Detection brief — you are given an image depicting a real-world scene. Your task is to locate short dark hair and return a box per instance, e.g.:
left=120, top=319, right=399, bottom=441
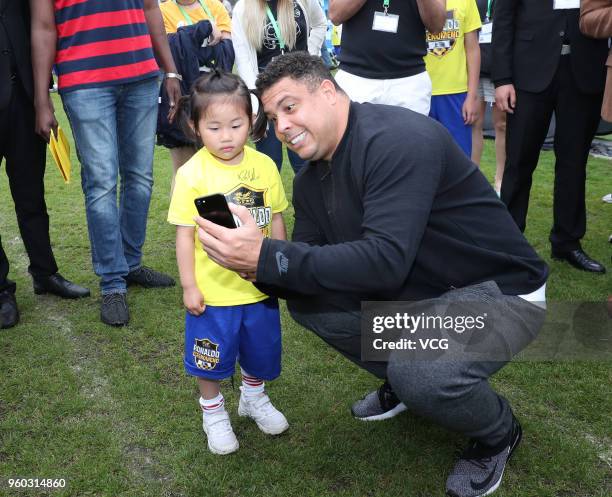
left=255, top=51, right=343, bottom=96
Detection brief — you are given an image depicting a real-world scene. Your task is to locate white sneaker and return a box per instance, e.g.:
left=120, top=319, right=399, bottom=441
left=238, top=387, right=289, bottom=435
left=202, top=409, right=239, bottom=455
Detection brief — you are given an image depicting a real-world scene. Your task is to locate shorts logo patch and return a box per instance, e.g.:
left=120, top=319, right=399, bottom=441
left=193, top=338, right=220, bottom=370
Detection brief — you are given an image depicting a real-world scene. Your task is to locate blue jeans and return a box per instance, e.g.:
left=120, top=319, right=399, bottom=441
left=256, top=121, right=306, bottom=174
left=62, top=77, right=159, bottom=294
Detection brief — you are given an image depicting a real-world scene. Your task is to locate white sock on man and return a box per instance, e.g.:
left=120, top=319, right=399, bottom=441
left=199, top=393, right=225, bottom=415
left=241, top=369, right=265, bottom=397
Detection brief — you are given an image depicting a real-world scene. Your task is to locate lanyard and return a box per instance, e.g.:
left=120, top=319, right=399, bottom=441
left=486, top=0, right=493, bottom=20
left=265, top=5, right=286, bottom=54
left=174, top=0, right=215, bottom=26
left=383, top=0, right=390, bottom=15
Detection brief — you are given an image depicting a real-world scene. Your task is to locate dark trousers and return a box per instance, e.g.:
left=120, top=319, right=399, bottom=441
left=256, top=122, right=306, bottom=175
left=501, top=55, right=602, bottom=251
left=287, top=281, right=546, bottom=446
left=0, top=80, right=57, bottom=293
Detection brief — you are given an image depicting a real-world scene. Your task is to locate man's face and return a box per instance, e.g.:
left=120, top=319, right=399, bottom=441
left=261, top=77, right=339, bottom=162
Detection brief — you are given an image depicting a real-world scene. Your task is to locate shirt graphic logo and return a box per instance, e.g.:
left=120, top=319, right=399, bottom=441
left=225, top=184, right=272, bottom=235
left=427, top=10, right=460, bottom=57
left=275, top=251, right=289, bottom=275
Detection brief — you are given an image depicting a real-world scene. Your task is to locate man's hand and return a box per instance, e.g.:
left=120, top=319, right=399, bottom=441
left=495, top=84, right=516, bottom=114
left=462, top=93, right=480, bottom=125
left=183, top=285, right=205, bottom=315
left=195, top=203, right=263, bottom=273
left=165, top=77, right=182, bottom=123
left=34, top=99, right=58, bottom=143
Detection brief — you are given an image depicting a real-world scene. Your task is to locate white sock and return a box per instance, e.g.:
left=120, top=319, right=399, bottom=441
left=199, top=393, right=225, bottom=415
left=241, top=369, right=264, bottom=397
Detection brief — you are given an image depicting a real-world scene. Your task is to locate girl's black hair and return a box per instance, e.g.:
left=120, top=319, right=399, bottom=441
left=175, top=70, right=267, bottom=146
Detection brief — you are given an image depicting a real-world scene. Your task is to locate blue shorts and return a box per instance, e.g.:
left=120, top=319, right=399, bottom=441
left=429, top=92, right=472, bottom=158
left=184, top=298, right=281, bottom=381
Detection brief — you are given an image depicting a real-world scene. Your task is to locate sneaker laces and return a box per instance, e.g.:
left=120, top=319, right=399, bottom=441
left=378, top=380, right=400, bottom=410
left=458, top=440, right=499, bottom=469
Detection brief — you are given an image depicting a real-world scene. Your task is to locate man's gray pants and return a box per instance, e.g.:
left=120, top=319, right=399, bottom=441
left=287, top=281, right=546, bottom=447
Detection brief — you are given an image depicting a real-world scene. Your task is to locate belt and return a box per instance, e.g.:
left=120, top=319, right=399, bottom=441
left=561, top=44, right=571, bottom=56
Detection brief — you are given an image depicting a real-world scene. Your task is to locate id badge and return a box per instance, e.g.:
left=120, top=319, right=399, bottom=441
left=372, top=11, right=399, bottom=33
left=553, top=0, right=579, bottom=9
left=479, top=21, right=492, bottom=44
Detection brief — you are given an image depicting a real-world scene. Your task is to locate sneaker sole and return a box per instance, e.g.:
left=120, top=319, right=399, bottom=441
left=238, top=407, right=289, bottom=435
left=352, top=402, right=408, bottom=422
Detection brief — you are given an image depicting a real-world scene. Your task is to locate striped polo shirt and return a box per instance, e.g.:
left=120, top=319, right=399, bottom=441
left=55, top=0, right=160, bottom=93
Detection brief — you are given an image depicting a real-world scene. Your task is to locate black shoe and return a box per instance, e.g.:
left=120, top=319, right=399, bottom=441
left=125, top=266, right=175, bottom=288
left=351, top=380, right=407, bottom=421
left=446, top=416, right=522, bottom=497
left=551, top=249, right=606, bottom=273
left=100, top=292, right=129, bottom=326
left=0, top=290, right=19, bottom=329
left=33, top=273, right=91, bottom=299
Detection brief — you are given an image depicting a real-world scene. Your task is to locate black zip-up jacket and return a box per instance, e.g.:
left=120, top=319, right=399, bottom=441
left=256, top=102, right=548, bottom=301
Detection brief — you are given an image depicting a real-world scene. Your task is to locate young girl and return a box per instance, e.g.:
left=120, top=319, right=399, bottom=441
left=167, top=71, right=289, bottom=455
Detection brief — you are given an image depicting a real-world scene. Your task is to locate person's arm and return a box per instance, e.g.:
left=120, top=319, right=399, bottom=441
left=231, top=1, right=258, bottom=89
left=416, top=0, right=446, bottom=34
left=580, top=0, right=612, bottom=39
left=462, top=30, right=481, bottom=124
left=491, top=0, right=516, bottom=113
left=328, top=0, right=367, bottom=25
left=30, top=0, right=57, bottom=142
left=143, top=0, right=181, bottom=117
left=306, top=0, right=328, bottom=56
left=271, top=213, right=287, bottom=241
left=196, top=123, right=446, bottom=296
left=176, top=226, right=206, bottom=315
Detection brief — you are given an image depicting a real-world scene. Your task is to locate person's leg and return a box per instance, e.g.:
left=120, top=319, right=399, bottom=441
left=62, top=86, right=127, bottom=295
left=384, top=71, right=432, bottom=115
left=287, top=147, right=306, bottom=175
left=550, top=57, right=603, bottom=254
left=185, top=306, right=241, bottom=454
left=4, top=84, right=57, bottom=280
left=471, top=99, right=487, bottom=166
left=429, top=93, right=473, bottom=157
left=170, top=145, right=197, bottom=196
left=287, top=295, right=387, bottom=379
left=386, top=282, right=545, bottom=496
left=116, top=78, right=158, bottom=272
left=492, top=104, right=507, bottom=194
left=256, top=124, right=284, bottom=171
left=237, top=299, right=288, bottom=434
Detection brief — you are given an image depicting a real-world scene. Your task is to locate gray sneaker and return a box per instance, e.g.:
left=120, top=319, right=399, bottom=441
left=125, top=266, right=175, bottom=288
left=100, top=292, right=129, bottom=326
left=446, top=416, right=522, bottom=497
left=351, top=380, right=407, bottom=421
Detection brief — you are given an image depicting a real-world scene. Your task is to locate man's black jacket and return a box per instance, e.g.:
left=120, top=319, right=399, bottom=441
left=256, top=102, right=548, bottom=301
left=491, top=0, right=607, bottom=93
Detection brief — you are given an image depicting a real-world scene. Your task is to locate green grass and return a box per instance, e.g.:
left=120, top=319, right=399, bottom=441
left=0, top=95, right=610, bottom=497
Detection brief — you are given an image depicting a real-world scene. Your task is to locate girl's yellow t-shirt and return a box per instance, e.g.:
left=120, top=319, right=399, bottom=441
left=160, top=0, right=232, bottom=33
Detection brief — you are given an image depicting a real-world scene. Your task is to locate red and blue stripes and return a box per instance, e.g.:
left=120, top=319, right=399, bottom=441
left=55, top=0, right=159, bottom=92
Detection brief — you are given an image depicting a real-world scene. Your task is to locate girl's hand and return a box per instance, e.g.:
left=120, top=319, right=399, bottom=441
left=462, top=93, right=480, bottom=125
left=208, top=26, right=222, bottom=46
left=183, top=286, right=206, bottom=315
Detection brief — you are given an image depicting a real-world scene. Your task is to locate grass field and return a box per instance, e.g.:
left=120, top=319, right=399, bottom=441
left=0, top=94, right=610, bottom=497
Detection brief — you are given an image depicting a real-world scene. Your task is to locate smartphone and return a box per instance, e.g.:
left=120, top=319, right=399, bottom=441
left=194, top=193, right=237, bottom=229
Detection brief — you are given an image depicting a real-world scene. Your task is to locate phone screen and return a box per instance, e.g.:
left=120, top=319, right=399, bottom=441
left=194, top=194, right=237, bottom=229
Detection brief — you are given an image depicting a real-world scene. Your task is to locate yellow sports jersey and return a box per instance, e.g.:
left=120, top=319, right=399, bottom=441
left=424, top=0, right=481, bottom=96
left=167, top=146, right=288, bottom=306
left=160, top=0, right=232, bottom=34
